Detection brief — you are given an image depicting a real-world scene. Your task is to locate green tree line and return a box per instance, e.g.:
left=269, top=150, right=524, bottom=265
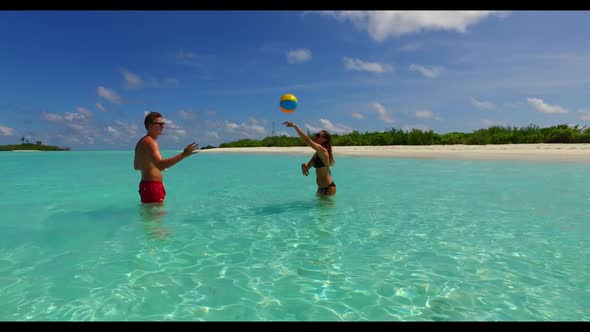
left=219, top=124, right=590, bottom=147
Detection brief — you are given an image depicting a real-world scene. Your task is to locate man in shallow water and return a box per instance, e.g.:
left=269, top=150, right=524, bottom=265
left=134, top=111, right=199, bottom=204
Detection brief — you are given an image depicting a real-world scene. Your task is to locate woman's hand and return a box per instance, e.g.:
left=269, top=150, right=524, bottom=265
left=301, top=163, right=310, bottom=176
left=283, top=121, right=296, bottom=128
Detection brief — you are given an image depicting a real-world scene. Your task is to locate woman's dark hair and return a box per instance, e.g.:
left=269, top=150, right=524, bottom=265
left=144, top=112, right=163, bottom=130
left=319, top=130, right=335, bottom=166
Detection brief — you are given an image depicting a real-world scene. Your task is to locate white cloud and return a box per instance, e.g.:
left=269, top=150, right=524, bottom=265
left=225, top=121, right=239, bottom=130
left=343, top=57, right=393, bottom=74
left=113, top=120, right=139, bottom=137
left=41, top=109, right=102, bottom=143
left=0, top=125, right=15, bottom=136
left=287, top=48, right=312, bottom=64
left=471, top=98, right=495, bottom=111
left=214, top=118, right=268, bottom=139
left=54, top=133, right=95, bottom=145
left=64, top=112, right=86, bottom=122
left=122, top=69, right=143, bottom=88
left=409, top=64, right=442, bottom=78
left=351, top=112, right=364, bottom=119
left=371, top=102, right=395, bottom=123
left=121, top=68, right=178, bottom=89
left=35, top=110, right=141, bottom=147
left=76, top=107, right=93, bottom=117
left=42, top=112, right=64, bottom=123
left=527, top=97, right=568, bottom=114
left=172, top=50, right=216, bottom=68
left=242, top=123, right=266, bottom=134
left=40, top=108, right=143, bottom=147
left=317, top=11, right=507, bottom=42
left=481, top=119, right=495, bottom=127
left=105, top=126, right=118, bottom=135
left=247, top=116, right=264, bottom=125
left=304, top=118, right=353, bottom=135
left=415, top=110, right=432, bottom=119
left=56, top=134, right=83, bottom=145
left=160, top=117, right=187, bottom=142
left=577, top=109, right=590, bottom=121
left=179, top=110, right=196, bottom=120
left=174, top=129, right=187, bottom=137
left=96, top=102, right=108, bottom=112
left=415, top=110, right=441, bottom=120
left=242, top=118, right=267, bottom=135
left=396, top=42, right=421, bottom=52
left=206, top=131, right=220, bottom=139
left=42, top=110, right=90, bottom=123
left=102, top=121, right=139, bottom=144
left=66, top=123, right=87, bottom=132
left=97, top=86, right=122, bottom=104
left=402, top=124, right=431, bottom=132
left=479, top=119, right=509, bottom=128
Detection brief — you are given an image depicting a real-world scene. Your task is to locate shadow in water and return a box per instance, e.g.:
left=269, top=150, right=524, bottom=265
left=253, top=195, right=336, bottom=217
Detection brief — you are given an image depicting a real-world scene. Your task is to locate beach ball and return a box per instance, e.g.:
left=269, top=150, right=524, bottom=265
left=279, top=94, right=298, bottom=113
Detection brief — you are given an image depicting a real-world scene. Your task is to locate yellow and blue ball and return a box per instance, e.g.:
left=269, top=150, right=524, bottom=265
left=279, top=94, right=298, bottom=113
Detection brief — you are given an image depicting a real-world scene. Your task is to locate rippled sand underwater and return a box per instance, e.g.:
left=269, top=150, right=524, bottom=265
left=1, top=151, right=588, bottom=321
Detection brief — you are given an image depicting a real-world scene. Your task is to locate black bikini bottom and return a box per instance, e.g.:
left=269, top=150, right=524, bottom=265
left=317, top=181, right=336, bottom=195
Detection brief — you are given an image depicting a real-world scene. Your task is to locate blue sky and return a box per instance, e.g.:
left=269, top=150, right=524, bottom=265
left=1, top=11, right=590, bottom=150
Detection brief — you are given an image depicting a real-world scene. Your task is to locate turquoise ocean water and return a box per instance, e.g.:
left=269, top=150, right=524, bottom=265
left=0, top=150, right=588, bottom=321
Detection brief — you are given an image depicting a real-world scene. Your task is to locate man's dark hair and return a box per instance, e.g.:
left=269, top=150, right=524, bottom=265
left=144, top=112, right=163, bottom=130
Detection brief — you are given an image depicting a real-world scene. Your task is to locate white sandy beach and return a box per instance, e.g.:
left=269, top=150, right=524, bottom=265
left=200, top=144, right=590, bottom=163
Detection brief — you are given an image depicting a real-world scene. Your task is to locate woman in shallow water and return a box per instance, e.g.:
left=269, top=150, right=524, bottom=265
left=283, top=121, right=336, bottom=196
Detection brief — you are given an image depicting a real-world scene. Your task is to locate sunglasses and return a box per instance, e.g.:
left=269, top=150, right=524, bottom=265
left=152, top=122, right=166, bottom=127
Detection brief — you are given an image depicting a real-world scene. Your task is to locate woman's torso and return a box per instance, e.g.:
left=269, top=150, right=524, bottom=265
left=312, top=153, right=333, bottom=187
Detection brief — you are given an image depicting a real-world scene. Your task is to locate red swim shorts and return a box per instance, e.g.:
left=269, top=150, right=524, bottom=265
left=139, top=181, right=166, bottom=203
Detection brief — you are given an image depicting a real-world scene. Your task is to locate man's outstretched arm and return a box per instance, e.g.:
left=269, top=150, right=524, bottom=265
left=149, top=141, right=198, bottom=171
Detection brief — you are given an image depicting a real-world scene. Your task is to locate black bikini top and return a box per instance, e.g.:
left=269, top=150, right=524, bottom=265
left=312, top=153, right=327, bottom=168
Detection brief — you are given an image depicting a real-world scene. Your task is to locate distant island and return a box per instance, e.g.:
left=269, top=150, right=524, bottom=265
left=0, top=138, right=70, bottom=151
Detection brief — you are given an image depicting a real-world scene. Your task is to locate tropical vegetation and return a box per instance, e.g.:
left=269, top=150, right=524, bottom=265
left=219, top=124, right=590, bottom=147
